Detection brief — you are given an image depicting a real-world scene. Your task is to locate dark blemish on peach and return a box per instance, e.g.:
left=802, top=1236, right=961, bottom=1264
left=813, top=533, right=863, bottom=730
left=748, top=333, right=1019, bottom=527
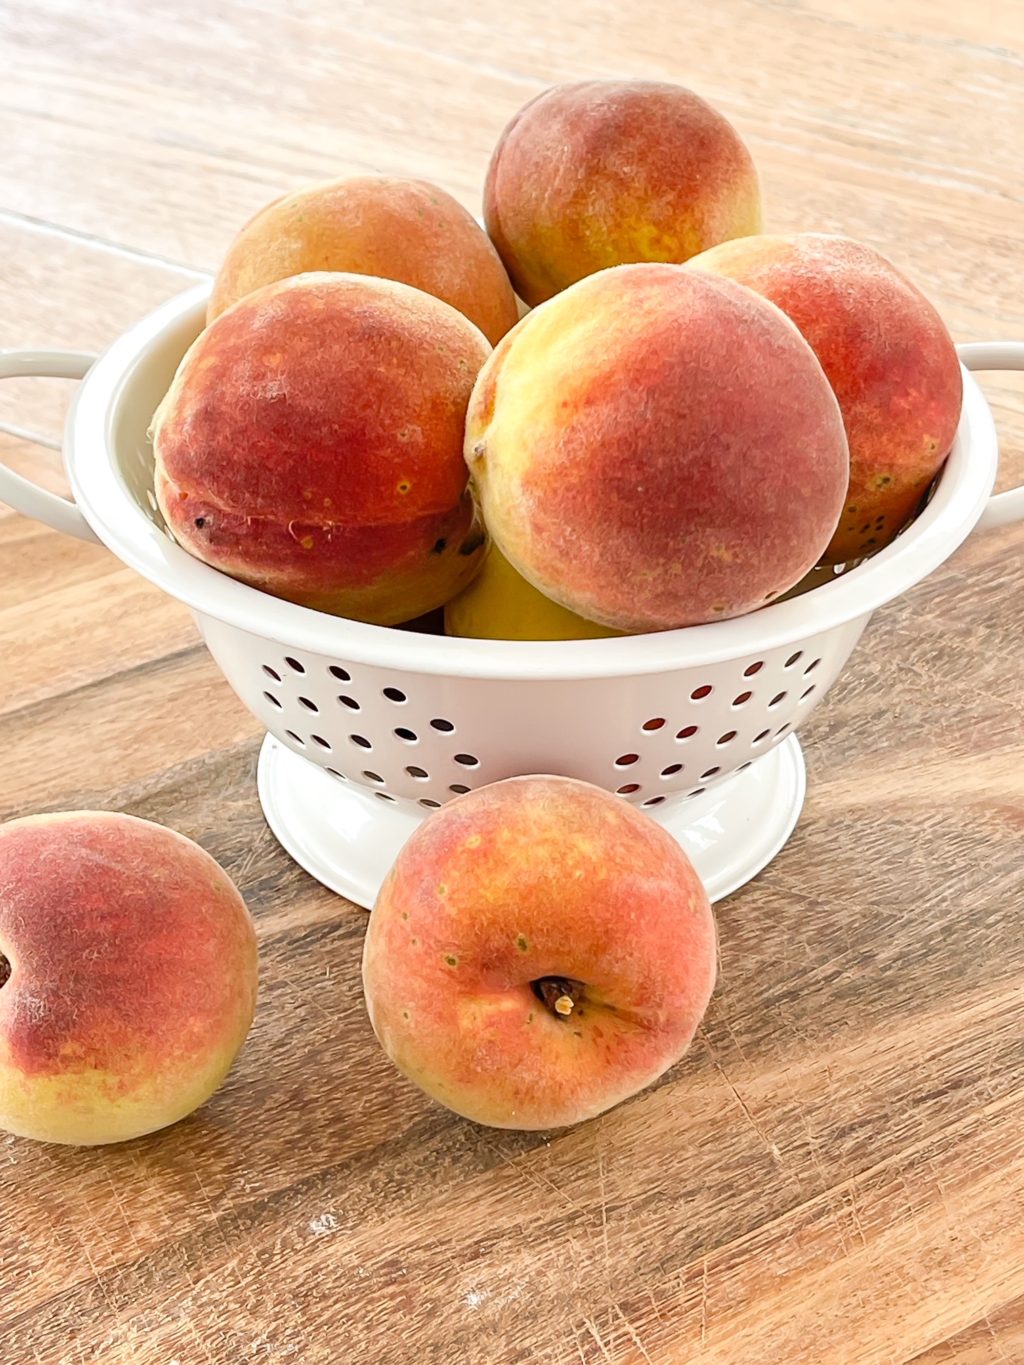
left=0, top=952, right=10, bottom=990
left=459, top=527, right=486, bottom=556
left=397, top=480, right=412, bottom=495
left=194, top=517, right=207, bottom=529
left=516, top=934, right=528, bottom=952
left=431, top=538, right=447, bottom=555
left=444, top=954, right=458, bottom=967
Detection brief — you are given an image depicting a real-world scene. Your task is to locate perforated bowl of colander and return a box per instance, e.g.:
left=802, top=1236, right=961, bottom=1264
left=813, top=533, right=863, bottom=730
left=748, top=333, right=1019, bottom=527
left=2, top=283, right=1022, bottom=906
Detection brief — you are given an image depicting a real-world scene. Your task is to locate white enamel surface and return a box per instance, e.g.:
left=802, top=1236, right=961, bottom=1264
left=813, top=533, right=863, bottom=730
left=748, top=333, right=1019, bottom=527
left=0, top=350, right=100, bottom=542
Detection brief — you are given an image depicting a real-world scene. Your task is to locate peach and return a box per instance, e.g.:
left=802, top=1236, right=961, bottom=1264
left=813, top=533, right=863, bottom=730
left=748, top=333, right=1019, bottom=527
left=362, top=776, right=716, bottom=1129
left=484, top=80, right=762, bottom=307
left=0, top=812, right=257, bottom=1146
left=153, top=273, right=490, bottom=625
left=209, top=175, right=520, bottom=346
left=688, top=233, right=963, bottom=563
left=466, top=264, right=849, bottom=632
left=445, top=542, right=623, bottom=641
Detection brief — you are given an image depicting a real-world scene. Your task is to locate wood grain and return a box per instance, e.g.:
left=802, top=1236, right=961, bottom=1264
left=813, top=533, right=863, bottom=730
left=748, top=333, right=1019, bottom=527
left=1, top=1, right=1022, bottom=1361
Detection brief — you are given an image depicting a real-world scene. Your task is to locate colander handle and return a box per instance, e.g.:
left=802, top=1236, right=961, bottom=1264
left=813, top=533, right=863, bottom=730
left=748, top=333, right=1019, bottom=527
left=959, top=341, right=1024, bottom=532
left=0, top=349, right=101, bottom=543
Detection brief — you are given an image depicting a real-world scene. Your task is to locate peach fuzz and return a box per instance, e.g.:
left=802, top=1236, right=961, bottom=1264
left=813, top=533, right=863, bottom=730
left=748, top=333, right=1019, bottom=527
left=362, top=776, right=716, bottom=1130
left=209, top=175, right=520, bottom=346
left=484, top=80, right=763, bottom=307
left=688, top=233, right=963, bottom=563
left=0, top=812, right=257, bottom=1146
left=466, top=264, right=849, bottom=633
left=153, top=273, right=490, bottom=625
left=445, top=542, right=623, bottom=641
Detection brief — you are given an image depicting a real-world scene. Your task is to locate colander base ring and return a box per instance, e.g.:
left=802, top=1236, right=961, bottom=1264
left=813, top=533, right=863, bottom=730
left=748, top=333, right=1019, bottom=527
left=256, top=733, right=806, bottom=909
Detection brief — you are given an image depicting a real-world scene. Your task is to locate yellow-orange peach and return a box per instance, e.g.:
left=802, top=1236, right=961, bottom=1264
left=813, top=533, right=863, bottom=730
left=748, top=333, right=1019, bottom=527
left=484, top=80, right=763, bottom=306
left=362, top=776, right=716, bottom=1130
left=466, top=264, right=848, bottom=632
left=0, top=812, right=257, bottom=1146
left=209, top=175, right=520, bottom=346
left=688, top=233, right=963, bottom=563
left=153, top=273, right=490, bottom=625
left=445, top=542, right=623, bottom=641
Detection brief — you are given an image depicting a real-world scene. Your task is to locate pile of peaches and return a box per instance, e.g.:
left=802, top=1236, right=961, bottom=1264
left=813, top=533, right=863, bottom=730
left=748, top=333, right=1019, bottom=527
left=0, top=80, right=965, bottom=1147
left=152, top=78, right=963, bottom=640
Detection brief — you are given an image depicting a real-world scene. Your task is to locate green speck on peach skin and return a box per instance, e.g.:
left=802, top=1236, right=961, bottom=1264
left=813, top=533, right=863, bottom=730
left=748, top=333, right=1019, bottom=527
left=516, top=934, right=528, bottom=952
left=444, top=954, right=458, bottom=967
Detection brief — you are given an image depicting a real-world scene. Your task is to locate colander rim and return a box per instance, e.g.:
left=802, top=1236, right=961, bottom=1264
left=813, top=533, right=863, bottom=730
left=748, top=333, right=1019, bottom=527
left=66, top=281, right=998, bottom=682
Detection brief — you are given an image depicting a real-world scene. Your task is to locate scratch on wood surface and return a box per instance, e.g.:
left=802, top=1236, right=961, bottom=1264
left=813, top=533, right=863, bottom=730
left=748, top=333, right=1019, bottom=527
left=699, top=1255, right=709, bottom=1346
left=104, top=1172, right=142, bottom=1256
left=699, top=1028, right=783, bottom=1163
left=582, top=1316, right=615, bottom=1363
left=71, top=1229, right=119, bottom=1320
left=612, top=1304, right=654, bottom=1363
left=597, top=1143, right=612, bottom=1292
left=492, top=1142, right=584, bottom=1214
left=846, top=1184, right=870, bottom=1252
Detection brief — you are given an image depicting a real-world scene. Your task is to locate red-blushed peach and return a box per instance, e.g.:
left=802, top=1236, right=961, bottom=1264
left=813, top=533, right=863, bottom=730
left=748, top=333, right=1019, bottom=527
left=153, top=273, right=490, bottom=624
left=484, top=80, right=763, bottom=306
left=362, top=776, right=716, bottom=1130
left=208, top=175, right=520, bottom=346
left=0, top=811, right=257, bottom=1146
left=466, top=264, right=848, bottom=632
left=688, top=233, right=963, bottom=563
left=445, top=542, right=623, bottom=641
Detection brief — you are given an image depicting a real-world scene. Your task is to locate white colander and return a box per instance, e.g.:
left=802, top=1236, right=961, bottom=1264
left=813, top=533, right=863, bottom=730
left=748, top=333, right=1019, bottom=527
left=2, top=283, right=1022, bottom=907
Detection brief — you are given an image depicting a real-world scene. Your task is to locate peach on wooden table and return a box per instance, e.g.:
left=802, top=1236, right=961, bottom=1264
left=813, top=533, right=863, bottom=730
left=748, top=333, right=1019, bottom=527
left=0, top=811, right=257, bottom=1146
left=362, top=776, right=717, bottom=1130
left=153, top=272, right=490, bottom=625
left=208, top=175, right=520, bottom=346
left=688, top=232, right=963, bottom=563
left=484, top=80, right=763, bottom=306
left=466, top=263, right=848, bottom=632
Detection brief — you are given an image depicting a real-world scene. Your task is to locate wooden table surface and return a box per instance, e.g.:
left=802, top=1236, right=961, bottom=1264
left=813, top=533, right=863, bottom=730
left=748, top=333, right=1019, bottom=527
left=2, top=2, right=1023, bottom=1361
